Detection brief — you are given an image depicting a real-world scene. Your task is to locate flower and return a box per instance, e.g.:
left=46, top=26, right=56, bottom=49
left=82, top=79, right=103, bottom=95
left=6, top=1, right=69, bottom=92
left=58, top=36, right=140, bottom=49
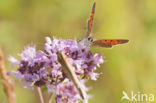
left=8, top=37, right=104, bottom=103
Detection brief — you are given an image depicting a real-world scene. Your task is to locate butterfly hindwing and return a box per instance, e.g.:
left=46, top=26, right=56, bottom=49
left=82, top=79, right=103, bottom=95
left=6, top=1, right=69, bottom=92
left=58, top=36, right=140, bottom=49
left=92, top=39, right=129, bottom=48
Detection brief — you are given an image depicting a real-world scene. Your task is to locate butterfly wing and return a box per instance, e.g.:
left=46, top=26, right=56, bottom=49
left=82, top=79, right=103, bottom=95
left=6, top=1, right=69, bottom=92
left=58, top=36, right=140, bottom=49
left=86, top=2, right=96, bottom=37
left=92, top=39, right=129, bottom=48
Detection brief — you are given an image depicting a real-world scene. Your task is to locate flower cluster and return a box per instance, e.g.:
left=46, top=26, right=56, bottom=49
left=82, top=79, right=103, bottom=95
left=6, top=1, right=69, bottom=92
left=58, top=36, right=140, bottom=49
left=8, top=37, right=104, bottom=103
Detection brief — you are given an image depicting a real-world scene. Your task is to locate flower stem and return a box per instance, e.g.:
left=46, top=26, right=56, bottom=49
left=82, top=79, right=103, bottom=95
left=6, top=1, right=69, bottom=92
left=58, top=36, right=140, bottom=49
left=47, top=93, right=53, bottom=103
left=37, top=87, right=45, bottom=103
left=0, top=47, right=16, bottom=103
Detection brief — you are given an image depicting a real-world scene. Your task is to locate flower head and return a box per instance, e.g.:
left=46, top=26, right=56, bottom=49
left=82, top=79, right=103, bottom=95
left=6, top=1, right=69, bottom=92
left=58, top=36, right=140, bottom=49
left=8, top=37, right=104, bottom=103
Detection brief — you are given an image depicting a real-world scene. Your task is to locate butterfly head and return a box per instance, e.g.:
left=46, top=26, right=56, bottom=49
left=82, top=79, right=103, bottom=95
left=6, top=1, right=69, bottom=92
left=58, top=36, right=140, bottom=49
left=87, top=36, right=94, bottom=42
left=79, top=35, right=94, bottom=47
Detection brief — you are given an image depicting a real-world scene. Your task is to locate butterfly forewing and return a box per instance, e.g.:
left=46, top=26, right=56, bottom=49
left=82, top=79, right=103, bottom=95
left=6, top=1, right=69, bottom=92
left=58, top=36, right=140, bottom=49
left=92, top=39, right=129, bottom=48
left=86, top=2, right=96, bottom=37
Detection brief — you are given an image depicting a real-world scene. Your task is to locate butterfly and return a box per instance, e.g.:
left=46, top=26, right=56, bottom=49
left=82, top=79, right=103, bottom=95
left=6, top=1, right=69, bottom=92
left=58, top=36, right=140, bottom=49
left=79, top=2, right=129, bottom=48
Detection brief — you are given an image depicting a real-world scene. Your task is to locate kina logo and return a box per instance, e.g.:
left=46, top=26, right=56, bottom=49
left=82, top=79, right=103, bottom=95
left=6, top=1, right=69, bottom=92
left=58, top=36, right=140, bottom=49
left=121, top=91, right=154, bottom=102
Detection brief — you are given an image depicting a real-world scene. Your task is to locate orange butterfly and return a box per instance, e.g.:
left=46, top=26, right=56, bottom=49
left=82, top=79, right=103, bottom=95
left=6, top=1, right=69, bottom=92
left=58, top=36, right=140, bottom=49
left=79, top=2, right=129, bottom=48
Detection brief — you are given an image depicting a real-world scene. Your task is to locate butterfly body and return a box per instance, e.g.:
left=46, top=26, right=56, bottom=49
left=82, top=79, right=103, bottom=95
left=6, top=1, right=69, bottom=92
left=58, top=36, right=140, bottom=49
left=79, top=35, right=94, bottom=47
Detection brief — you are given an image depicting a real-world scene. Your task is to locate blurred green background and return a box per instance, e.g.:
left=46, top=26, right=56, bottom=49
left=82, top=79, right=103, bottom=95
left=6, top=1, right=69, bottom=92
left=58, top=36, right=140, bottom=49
left=0, top=0, right=156, bottom=103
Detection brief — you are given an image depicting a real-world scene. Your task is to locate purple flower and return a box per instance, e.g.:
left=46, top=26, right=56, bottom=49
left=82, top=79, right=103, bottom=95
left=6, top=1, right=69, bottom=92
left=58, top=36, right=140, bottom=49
left=19, top=46, right=36, bottom=61
left=8, top=56, right=20, bottom=68
left=8, top=37, right=104, bottom=103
